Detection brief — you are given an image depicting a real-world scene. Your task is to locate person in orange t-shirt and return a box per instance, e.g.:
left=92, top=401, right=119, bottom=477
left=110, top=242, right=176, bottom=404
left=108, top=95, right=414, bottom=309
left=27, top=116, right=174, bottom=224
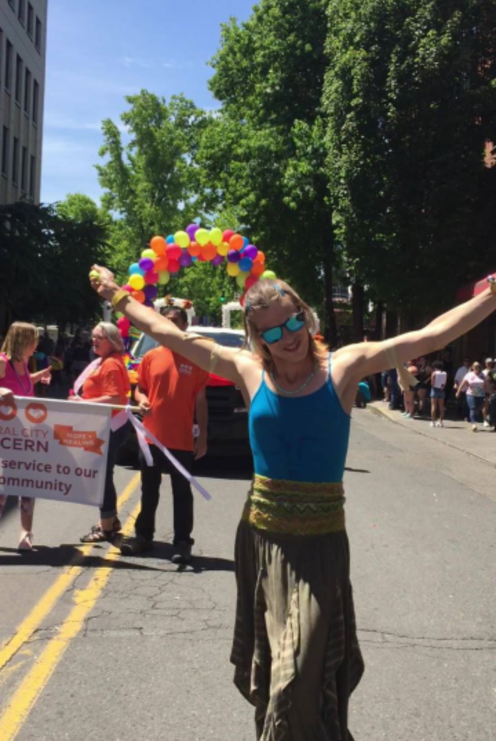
left=75, top=322, right=131, bottom=544
left=120, top=307, right=208, bottom=563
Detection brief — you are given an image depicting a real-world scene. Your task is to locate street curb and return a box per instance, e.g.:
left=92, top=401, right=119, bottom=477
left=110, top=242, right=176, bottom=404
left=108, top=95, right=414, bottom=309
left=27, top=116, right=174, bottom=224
left=367, top=404, right=496, bottom=469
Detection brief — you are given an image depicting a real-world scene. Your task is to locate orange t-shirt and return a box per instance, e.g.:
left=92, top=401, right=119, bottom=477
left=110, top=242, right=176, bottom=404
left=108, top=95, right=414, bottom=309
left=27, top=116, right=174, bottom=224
left=82, top=354, right=131, bottom=416
left=138, top=347, right=209, bottom=451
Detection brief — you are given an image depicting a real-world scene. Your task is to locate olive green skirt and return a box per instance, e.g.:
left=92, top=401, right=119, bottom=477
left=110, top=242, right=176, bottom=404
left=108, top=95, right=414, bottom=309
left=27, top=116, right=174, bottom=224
left=231, top=477, right=364, bottom=740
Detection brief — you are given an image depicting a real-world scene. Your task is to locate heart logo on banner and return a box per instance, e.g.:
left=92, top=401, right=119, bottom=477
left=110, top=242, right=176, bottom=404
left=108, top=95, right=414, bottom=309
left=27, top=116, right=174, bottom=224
left=25, top=403, right=48, bottom=425
left=0, top=400, right=17, bottom=422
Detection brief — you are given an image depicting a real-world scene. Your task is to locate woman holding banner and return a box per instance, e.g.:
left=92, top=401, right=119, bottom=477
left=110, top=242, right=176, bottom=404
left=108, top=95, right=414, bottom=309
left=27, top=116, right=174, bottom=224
left=0, top=322, right=51, bottom=551
left=74, top=322, right=131, bottom=544
left=90, top=265, right=496, bottom=741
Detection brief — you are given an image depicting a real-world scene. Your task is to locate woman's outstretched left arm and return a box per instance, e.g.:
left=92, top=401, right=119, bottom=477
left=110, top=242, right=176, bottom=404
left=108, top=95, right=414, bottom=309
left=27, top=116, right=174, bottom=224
left=335, top=282, right=496, bottom=379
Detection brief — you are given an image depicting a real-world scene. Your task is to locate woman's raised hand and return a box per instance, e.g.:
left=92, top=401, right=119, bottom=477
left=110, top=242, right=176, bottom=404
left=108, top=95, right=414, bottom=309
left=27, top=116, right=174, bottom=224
left=89, top=265, right=119, bottom=300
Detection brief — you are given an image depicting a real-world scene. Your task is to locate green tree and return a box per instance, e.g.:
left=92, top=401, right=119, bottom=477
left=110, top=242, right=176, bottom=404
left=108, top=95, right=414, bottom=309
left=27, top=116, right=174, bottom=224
left=324, top=0, right=496, bottom=324
left=199, top=0, right=342, bottom=343
left=96, top=91, right=208, bottom=248
left=0, top=203, right=108, bottom=332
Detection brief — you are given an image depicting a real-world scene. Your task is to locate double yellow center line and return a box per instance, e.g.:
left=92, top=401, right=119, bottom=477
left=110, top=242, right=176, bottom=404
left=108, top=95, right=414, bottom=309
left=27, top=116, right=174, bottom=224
left=0, top=473, right=140, bottom=741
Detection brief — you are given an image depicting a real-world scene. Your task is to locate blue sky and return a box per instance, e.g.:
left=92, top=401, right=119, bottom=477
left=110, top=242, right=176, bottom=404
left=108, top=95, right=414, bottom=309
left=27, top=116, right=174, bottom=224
left=41, top=0, right=255, bottom=205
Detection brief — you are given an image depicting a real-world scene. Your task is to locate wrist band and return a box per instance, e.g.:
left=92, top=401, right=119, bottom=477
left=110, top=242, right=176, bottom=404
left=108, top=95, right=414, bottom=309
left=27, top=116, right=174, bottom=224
left=111, top=289, right=130, bottom=309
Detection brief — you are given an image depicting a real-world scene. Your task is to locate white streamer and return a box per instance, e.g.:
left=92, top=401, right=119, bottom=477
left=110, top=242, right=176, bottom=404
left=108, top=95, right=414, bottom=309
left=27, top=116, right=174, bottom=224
left=125, top=408, right=212, bottom=502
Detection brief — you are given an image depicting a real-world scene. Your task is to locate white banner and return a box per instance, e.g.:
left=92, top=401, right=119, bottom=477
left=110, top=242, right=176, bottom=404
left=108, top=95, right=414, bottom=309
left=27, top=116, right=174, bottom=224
left=0, top=396, right=111, bottom=507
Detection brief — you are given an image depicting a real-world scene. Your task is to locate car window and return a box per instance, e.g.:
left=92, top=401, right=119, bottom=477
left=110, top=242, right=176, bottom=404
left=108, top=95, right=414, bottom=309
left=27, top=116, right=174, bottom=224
left=133, top=329, right=244, bottom=358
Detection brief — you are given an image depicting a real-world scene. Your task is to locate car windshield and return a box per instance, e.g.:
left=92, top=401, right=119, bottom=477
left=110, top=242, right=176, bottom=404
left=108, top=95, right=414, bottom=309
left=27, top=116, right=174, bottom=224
left=133, top=330, right=244, bottom=358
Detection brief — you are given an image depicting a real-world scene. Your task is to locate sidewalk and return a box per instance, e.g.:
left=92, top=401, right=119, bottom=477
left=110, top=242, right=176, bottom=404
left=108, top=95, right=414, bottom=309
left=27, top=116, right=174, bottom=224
left=368, top=401, right=496, bottom=468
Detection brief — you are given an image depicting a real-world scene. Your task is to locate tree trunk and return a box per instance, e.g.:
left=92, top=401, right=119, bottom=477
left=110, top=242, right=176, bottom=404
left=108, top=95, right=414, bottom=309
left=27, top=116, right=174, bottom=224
left=322, top=236, right=337, bottom=348
left=351, top=283, right=365, bottom=342
left=373, top=301, right=384, bottom=340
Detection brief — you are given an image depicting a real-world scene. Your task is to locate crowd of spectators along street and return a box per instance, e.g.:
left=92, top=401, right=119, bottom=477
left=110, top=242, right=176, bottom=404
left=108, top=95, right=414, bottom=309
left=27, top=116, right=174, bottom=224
left=376, top=352, right=496, bottom=432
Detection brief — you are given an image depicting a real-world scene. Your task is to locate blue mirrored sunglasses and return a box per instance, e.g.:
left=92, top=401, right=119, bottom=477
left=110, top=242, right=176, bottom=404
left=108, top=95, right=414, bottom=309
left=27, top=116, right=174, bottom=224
left=260, top=310, right=306, bottom=345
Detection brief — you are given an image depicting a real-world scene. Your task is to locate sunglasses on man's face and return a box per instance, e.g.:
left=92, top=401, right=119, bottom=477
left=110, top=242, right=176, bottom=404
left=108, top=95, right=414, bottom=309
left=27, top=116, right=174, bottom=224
left=259, top=310, right=306, bottom=345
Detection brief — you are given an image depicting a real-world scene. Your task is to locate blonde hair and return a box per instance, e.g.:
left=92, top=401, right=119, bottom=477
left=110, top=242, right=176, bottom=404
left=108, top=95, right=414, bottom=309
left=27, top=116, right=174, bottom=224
left=243, top=279, right=327, bottom=372
left=94, top=322, right=125, bottom=354
left=1, top=322, right=38, bottom=361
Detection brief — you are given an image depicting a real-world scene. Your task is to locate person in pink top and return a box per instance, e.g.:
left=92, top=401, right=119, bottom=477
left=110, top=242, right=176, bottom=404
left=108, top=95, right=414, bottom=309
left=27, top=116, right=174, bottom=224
left=0, top=322, right=51, bottom=550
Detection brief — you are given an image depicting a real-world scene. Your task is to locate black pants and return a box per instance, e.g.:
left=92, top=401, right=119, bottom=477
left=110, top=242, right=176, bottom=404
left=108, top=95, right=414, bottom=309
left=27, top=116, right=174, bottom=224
left=101, top=422, right=131, bottom=519
left=136, top=445, right=194, bottom=545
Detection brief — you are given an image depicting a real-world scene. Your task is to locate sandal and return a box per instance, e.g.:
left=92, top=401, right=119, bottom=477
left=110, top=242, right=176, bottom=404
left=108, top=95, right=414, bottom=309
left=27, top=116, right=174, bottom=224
left=80, top=518, right=122, bottom=544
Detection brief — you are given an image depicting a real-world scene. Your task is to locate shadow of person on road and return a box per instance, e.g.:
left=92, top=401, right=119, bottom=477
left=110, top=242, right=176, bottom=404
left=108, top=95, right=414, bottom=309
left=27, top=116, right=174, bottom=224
left=0, top=545, right=176, bottom=573
left=124, top=539, right=235, bottom=573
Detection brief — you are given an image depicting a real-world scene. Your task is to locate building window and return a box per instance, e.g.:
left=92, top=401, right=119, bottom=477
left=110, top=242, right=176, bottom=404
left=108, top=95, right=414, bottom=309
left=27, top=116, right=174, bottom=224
left=18, top=0, right=25, bottom=25
left=21, top=146, right=28, bottom=191
left=29, top=154, right=35, bottom=197
left=27, top=3, right=34, bottom=37
left=33, top=79, right=39, bottom=124
left=12, top=136, right=19, bottom=184
left=5, top=41, right=13, bottom=92
left=1, top=127, right=9, bottom=177
left=24, top=67, right=31, bottom=115
left=15, top=54, right=23, bottom=104
left=35, top=17, right=42, bottom=52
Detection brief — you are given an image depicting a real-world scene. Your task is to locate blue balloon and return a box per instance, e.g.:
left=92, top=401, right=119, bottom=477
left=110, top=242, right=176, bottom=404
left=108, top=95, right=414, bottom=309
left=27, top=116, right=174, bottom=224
left=243, top=237, right=249, bottom=248
left=129, top=262, right=145, bottom=276
left=191, top=256, right=198, bottom=262
left=239, top=257, right=253, bottom=272
left=166, top=235, right=175, bottom=244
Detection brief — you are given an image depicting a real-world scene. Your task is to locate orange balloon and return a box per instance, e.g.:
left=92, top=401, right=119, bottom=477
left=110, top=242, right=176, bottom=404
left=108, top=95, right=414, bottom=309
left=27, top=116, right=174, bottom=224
left=150, top=236, right=167, bottom=256
left=154, top=256, right=169, bottom=272
left=253, top=250, right=265, bottom=265
left=229, top=234, right=244, bottom=251
left=251, top=261, right=266, bottom=277
left=188, top=241, right=201, bottom=257
left=201, top=242, right=217, bottom=261
left=132, top=290, right=146, bottom=303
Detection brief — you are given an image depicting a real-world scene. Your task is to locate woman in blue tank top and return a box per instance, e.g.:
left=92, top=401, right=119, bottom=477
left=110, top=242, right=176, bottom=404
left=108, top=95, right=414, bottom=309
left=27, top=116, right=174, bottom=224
left=92, top=265, right=496, bottom=741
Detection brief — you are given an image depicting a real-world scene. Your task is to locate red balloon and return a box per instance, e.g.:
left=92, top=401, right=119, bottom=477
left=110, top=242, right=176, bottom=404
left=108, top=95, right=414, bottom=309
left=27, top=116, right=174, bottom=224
left=168, top=259, right=180, bottom=273
left=239, top=292, right=246, bottom=307
left=166, top=244, right=182, bottom=261
left=222, top=229, right=235, bottom=243
left=144, top=271, right=159, bottom=285
left=245, top=276, right=257, bottom=290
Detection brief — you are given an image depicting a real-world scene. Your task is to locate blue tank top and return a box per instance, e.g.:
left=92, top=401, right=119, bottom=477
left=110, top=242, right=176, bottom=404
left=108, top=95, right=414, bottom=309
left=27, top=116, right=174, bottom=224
left=249, top=355, right=351, bottom=483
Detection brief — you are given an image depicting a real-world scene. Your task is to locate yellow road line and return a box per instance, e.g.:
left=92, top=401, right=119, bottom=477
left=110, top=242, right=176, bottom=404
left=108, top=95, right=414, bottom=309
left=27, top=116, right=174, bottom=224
left=0, top=501, right=141, bottom=741
left=0, top=473, right=140, bottom=673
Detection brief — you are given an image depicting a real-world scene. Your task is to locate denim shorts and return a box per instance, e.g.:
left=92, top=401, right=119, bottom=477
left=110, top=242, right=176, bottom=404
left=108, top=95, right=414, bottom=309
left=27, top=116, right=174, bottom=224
left=430, top=388, right=445, bottom=400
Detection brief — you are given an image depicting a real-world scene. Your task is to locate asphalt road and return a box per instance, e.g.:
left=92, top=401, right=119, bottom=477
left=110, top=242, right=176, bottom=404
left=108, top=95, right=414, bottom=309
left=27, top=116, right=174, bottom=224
left=0, top=409, right=494, bottom=741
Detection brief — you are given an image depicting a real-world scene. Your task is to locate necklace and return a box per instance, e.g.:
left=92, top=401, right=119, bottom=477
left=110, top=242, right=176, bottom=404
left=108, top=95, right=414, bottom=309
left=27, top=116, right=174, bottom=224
left=270, top=361, right=319, bottom=396
left=10, top=359, right=33, bottom=395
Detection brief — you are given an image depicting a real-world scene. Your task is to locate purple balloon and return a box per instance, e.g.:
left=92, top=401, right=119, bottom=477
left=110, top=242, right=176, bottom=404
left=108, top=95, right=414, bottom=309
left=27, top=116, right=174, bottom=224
left=243, top=245, right=258, bottom=260
left=144, top=299, right=155, bottom=308
left=227, top=249, right=241, bottom=263
left=179, top=251, right=193, bottom=268
left=144, top=285, right=158, bottom=300
left=139, top=257, right=154, bottom=272
left=211, top=255, right=225, bottom=267
left=186, top=223, right=199, bottom=240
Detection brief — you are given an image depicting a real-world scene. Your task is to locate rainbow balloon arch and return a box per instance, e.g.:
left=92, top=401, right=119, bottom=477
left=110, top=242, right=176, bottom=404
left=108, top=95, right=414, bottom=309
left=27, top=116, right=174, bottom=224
left=122, top=224, right=276, bottom=309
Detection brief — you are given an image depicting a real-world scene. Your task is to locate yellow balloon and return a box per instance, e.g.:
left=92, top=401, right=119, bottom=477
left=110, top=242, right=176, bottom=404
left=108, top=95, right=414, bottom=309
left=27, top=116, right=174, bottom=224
left=174, top=231, right=190, bottom=248
left=195, top=228, right=210, bottom=246
left=209, top=227, right=223, bottom=246
left=217, top=241, right=229, bottom=256
left=89, top=270, right=100, bottom=282
left=129, top=274, right=145, bottom=290
left=142, top=249, right=156, bottom=260
left=158, top=271, right=170, bottom=285
left=227, top=262, right=240, bottom=277
left=236, top=271, right=249, bottom=288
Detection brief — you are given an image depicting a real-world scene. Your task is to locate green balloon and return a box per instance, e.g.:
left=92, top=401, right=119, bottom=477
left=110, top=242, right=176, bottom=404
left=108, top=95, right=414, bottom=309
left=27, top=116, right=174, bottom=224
left=261, top=270, right=277, bottom=280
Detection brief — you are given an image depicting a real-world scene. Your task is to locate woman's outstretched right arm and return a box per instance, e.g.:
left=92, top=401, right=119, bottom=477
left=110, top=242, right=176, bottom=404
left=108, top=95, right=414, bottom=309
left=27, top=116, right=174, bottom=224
left=90, top=265, right=247, bottom=384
